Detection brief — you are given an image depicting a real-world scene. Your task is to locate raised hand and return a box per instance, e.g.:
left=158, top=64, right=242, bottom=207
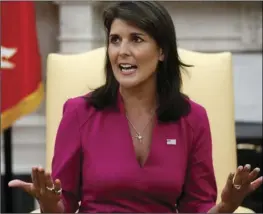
left=220, top=164, right=262, bottom=211
left=8, top=166, right=63, bottom=212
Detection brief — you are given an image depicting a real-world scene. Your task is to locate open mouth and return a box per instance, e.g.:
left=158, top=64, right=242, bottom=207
left=119, top=63, right=138, bottom=74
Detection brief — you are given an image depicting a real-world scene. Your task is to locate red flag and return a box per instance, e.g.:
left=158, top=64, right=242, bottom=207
left=1, top=2, right=44, bottom=132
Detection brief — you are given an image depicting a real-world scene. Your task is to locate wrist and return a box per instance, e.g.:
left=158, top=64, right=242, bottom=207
left=38, top=199, right=63, bottom=213
left=218, top=201, right=238, bottom=213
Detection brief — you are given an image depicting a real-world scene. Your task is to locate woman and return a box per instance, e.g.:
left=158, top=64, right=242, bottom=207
left=9, top=1, right=262, bottom=213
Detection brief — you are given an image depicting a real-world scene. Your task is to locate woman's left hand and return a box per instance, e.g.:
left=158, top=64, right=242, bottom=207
left=220, top=164, right=262, bottom=211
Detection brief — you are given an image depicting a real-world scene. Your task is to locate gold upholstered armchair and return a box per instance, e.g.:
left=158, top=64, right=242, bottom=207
left=31, top=47, right=254, bottom=213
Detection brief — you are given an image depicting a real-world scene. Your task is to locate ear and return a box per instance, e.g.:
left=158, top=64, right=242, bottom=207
left=159, top=48, right=164, bottom=62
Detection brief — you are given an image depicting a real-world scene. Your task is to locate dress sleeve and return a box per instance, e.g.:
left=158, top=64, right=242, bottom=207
left=177, top=109, right=217, bottom=213
left=51, top=99, right=82, bottom=213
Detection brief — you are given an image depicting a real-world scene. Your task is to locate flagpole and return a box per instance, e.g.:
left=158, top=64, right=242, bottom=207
left=4, top=127, right=13, bottom=213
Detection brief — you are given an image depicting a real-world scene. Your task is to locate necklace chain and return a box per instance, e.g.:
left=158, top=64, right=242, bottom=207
left=126, top=110, right=155, bottom=143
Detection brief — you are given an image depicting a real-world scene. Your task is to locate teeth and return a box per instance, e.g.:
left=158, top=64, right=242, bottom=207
left=120, top=64, right=133, bottom=69
left=119, top=63, right=137, bottom=73
left=121, top=68, right=135, bottom=73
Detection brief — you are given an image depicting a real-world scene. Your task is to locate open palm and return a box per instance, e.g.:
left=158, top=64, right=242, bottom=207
left=8, top=167, right=62, bottom=211
left=221, top=165, right=262, bottom=210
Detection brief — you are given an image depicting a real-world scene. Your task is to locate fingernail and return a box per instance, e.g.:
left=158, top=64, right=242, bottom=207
left=238, top=165, right=243, bottom=171
left=245, top=164, right=251, bottom=170
left=255, top=168, right=260, bottom=172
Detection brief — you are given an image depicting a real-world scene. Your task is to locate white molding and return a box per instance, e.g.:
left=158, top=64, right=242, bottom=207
left=178, top=39, right=259, bottom=53
left=55, top=1, right=262, bottom=53
left=240, top=3, right=262, bottom=49
left=57, top=35, right=104, bottom=43
left=163, top=1, right=262, bottom=52
left=53, top=1, right=100, bottom=6
left=13, top=113, right=45, bottom=127
left=56, top=1, right=103, bottom=53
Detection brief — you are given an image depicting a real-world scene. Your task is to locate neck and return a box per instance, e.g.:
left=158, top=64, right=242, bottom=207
left=119, top=78, right=157, bottom=115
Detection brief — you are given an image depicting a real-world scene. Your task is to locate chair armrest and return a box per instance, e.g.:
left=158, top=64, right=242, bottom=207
left=30, top=208, right=41, bottom=213
left=30, top=207, right=79, bottom=213
left=234, top=206, right=255, bottom=213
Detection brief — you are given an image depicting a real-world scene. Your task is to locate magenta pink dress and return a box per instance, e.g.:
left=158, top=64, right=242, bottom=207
left=51, top=93, right=217, bottom=213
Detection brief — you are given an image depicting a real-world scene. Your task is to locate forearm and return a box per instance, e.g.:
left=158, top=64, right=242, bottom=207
left=208, top=201, right=237, bottom=213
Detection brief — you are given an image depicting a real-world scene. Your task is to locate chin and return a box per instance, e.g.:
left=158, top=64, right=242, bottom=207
left=117, top=78, right=142, bottom=89
left=119, top=81, right=140, bottom=89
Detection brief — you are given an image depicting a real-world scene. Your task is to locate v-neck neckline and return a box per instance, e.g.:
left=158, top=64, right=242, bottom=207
left=126, top=116, right=157, bottom=169
left=117, top=90, right=158, bottom=169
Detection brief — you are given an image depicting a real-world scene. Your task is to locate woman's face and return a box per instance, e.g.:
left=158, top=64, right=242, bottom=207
left=108, top=19, right=164, bottom=89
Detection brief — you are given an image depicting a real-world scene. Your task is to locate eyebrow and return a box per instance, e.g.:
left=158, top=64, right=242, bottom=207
left=109, top=32, right=146, bottom=38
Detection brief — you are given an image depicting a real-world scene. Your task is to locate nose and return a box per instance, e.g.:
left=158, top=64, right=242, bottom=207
left=119, top=41, right=131, bottom=56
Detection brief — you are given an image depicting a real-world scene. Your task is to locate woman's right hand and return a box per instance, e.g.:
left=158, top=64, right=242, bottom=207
left=8, top=166, right=64, bottom=213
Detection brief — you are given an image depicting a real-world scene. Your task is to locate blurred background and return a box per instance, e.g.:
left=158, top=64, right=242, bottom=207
left=1, top=1, right=262, bottom=213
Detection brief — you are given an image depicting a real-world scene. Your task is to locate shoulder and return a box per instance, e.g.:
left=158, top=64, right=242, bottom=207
left=183, top=98, right=210, bottom=131
left=63, top=96, right=86, bottom=112
left=181, top=99, right=213, bottom=154
left=62, top=93, right=98, bottom=127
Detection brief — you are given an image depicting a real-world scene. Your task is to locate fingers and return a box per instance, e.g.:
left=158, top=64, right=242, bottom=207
left=45, top=172, right=54, bottom=189
left=32, top=167, right=40, bottom=189
left=8, top=179, right=33, bottom=195
left=45, top=173, right=62, bottom=200
left=232, top=164, right=262, bottom=194
left=38, top=167, right=46, bottom=195
left=226, top=172, right=235, bottom=188
left=250, top=176, right=263, bottom=192
left=8, top=179, right=31, bottom=190
left=41, top=170, right=62, bottom=198
left=8, top=179, right=28, bottom=187
left=54, top=179, right=62, bottom=192
left=233, top=165, right=243, bottom=186
left=9, top=166, right=62, bottom=201
left=248, top=167, right=260, bottom=183
left=233, top=165, right=256, bottom=186
left=32, top=167, right=40, bottom=196
left=32, top=166, right=50, bottom=197
left=241, top=164, right=251, bottom=183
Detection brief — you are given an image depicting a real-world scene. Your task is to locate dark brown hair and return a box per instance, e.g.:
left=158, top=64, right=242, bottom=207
left=86, top=1, right=191, bottom=122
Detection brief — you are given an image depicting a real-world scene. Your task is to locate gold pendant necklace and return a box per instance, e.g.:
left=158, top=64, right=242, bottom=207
left=135, top=133, right=143, bottom=143
left=126, top=110, right=155, bottom=143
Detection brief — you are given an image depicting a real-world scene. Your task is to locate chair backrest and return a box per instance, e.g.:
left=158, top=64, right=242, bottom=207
left=46, top=47, right=237, bottom=202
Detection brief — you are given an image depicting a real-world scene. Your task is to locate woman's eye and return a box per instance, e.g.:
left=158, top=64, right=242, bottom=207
left=132, top=36, right=143, bottom=43
left=110, top=36, right=120, bottom=44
